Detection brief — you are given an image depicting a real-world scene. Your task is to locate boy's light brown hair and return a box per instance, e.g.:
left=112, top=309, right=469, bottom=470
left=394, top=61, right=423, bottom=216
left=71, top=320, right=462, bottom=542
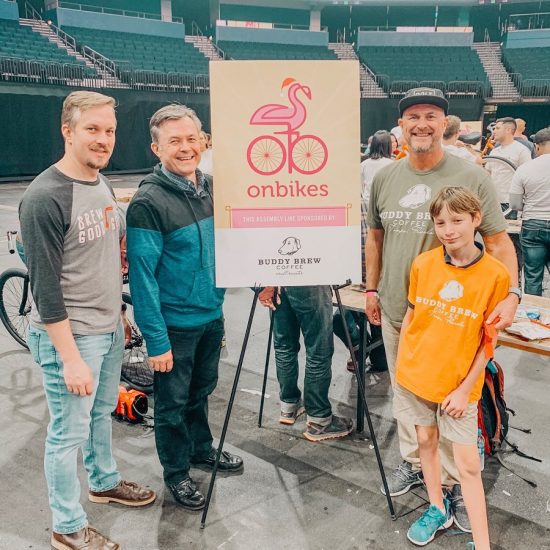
left=61, top=91, right=116, bottom=128
left=429, top=186, right=482, bottom=220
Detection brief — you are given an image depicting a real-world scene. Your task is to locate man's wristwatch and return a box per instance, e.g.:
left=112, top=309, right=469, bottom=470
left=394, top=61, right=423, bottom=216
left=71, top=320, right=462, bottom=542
left=508, top=287, right=522, bottom=303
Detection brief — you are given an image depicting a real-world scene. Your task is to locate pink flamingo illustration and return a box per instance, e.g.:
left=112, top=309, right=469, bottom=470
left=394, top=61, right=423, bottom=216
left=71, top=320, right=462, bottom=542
left=247, top=77, right=328, bottom=176
left=249, top=77, right=310, bottom=132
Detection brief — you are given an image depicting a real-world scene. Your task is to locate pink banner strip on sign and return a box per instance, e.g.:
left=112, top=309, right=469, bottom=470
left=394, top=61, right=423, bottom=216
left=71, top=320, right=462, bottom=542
left=231, top=207, right=347, bottom=228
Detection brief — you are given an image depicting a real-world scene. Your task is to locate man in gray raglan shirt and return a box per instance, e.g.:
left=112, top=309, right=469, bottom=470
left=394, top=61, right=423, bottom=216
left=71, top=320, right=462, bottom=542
left=19, top=91, right=155, bottom=550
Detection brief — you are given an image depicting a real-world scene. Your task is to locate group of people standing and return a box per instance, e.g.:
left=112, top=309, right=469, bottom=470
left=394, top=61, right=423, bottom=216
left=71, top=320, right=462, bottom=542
left=17, top=84, right=548, bottom=550
left=19, top=92, right=240, bottom=550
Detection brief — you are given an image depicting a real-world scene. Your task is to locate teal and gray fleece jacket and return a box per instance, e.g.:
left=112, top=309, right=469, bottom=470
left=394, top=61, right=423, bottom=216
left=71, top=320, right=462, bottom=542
left=126, top=164, right=225, bottom=357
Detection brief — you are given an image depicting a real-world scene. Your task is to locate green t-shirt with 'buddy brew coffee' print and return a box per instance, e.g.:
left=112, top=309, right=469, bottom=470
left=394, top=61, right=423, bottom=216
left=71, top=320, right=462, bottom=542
left=367, top=152, right=507, bottom=328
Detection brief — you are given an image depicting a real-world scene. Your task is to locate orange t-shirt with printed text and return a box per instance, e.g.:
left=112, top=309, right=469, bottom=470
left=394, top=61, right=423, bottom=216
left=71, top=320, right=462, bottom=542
left=396, top=246, right=510, bottom=403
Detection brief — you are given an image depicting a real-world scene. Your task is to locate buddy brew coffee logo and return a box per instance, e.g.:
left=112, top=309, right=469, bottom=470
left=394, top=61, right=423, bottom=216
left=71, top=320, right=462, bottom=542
left=278, top=236, right=301, bottom=255
left=257, top=237, right=321, bottom=276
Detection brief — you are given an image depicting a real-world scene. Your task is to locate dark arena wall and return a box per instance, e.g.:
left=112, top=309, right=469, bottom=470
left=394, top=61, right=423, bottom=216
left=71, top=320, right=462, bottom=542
left=0, top=84, right=210, bottom=178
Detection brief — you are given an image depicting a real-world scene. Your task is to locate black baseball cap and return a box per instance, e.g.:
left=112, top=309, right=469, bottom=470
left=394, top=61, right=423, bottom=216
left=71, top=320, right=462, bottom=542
left=399, top=87, right=449, bottom=117
left=533, top=127, right=550, bottom=144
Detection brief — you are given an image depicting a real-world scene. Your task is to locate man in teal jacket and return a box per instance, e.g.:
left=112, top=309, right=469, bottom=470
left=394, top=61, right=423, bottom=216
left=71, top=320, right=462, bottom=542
left=126, top=105, right=243, bottom=511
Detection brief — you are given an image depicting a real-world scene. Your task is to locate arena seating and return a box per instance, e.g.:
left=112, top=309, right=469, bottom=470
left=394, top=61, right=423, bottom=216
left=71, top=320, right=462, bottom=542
left=63, top=26, right=209, bottom=75
left=218, top=41, right=337, bottom=60
left=502, top=46, right=550, bottom=95
left=357, top=45, right=487, bottom=85
left=0, top=18, right=96, bottom=83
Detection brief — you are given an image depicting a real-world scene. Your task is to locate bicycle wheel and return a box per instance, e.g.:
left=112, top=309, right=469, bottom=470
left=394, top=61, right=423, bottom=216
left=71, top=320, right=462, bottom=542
left=482, top=155, right=517, bottom=172
left=247, top=135, right=286, bottom=176
left=121, top=293, right=153, bottom=394
left=290, top=135, right=328, bottom=175
left=0, top=268, right=31, bottom=349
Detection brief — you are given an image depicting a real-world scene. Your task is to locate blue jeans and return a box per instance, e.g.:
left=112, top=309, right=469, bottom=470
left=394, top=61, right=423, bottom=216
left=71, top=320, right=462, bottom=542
left=273, top=286, right=334, bottom=423
left=27, top=323, right=124, bottom=534
left=520, top=219, right=550, bottom=296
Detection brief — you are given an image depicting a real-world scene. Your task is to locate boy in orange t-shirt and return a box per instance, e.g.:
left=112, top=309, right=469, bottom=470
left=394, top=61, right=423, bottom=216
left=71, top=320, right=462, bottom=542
left=394, top=187, right=509, bottom=549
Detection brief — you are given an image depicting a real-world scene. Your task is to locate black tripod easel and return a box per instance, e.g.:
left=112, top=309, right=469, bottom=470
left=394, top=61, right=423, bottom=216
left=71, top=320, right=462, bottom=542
left=200, top=286, right=261, bottom=528
left=200, top=284, right=395, bottom=529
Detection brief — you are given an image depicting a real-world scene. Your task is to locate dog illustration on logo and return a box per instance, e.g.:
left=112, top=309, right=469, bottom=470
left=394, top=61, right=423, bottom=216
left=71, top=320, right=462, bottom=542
left=438, top=280, right=464, bottom=302
left=278, top=236, right=301, bottom=256
left=398, top=184, right=432, bottom=209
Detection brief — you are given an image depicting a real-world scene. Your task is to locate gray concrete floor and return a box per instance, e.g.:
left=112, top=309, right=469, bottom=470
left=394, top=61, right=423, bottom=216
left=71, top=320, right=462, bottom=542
left=0, top=176, right=548, bottom=550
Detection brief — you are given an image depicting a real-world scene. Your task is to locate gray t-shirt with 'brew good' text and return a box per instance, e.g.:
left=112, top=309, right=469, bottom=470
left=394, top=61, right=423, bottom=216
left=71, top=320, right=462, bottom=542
left=367, top=153, right=507, bottom=327
left=19, top=166, right=124, bottom=335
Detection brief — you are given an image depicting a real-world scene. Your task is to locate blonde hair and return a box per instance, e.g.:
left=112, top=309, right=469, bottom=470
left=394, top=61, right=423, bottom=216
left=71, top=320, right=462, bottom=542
left=429, top=186, right=482, bottom=220
left=443, top=115, right=461, bottom=140
left=61, top=91, right=116, bottom=128
left=149, top=104, right=202, bottom=144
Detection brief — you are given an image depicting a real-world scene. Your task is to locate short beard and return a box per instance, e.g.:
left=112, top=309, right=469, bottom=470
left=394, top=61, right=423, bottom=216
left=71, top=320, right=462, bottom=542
left=409, top=135, right=436, bottom=154
left=409, top=143, right=434, bottom=154
left=86, top=159, right=109, bottom=170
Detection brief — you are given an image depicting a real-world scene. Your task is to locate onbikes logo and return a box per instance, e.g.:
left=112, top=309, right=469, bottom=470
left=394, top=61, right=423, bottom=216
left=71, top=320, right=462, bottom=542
left=245, top=78, right=329, bottom=199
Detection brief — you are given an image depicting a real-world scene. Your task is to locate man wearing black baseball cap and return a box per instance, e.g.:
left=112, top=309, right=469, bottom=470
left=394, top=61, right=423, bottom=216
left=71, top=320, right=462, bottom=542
left=398, top=86, right=449, bottom=117
left=365, top=87, right=519, bottom=531
left=510, top=126, right=550, bottom=296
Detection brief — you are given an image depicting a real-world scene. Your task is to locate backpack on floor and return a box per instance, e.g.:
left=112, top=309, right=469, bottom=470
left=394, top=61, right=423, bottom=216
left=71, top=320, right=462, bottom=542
left=477, top=359, right=541, bottom=487
left=477, top=359, right=509, bottom=455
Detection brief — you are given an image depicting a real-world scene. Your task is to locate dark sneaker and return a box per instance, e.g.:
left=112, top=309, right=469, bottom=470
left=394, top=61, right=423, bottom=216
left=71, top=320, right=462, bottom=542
left=380, top=460, right=424, bottom=496
left=303, top=415, right=353, bottom=442
left=167, top=477, right=205, bottom=510
left=448, top=484, right=472, bottom=533
left=280, top=404, right=305, bottom=425
left=89, top=480, right=156, bottom=507
left=191, top=448, right=244, bottom=472
left=51, top=526, right=120, bottom=550
left=407, top=498, right=453, bottom=546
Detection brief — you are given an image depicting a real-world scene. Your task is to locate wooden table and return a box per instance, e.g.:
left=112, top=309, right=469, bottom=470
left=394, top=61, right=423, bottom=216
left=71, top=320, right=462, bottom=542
left=497, top=294, right=550, bottom=356
left=333, top=286, right=375, bottom=433
left=114, top=187, right=137, bottom=203
left=337, top=287, right=550, bottom=357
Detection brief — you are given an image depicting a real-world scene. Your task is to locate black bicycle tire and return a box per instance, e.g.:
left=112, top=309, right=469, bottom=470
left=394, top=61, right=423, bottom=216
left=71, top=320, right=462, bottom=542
left=482, top=155, right=517, bottom=171
left=0, top=268, right=31, bottom=349
left=121, top=292, right=153, bottom=394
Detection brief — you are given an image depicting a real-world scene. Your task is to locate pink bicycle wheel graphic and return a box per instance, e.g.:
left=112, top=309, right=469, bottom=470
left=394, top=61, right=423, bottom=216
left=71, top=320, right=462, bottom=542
left=247, top=135, right=286, bottom=176
left=290, top=135, right=328, bottom=175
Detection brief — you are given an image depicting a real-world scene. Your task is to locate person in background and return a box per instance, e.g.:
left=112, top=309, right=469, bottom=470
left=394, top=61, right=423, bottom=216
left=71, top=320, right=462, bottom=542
left=361, top=130, right=395, bottom=209
left=198, top=130, right=213, bottom=176
left=509, top=127, right=550, bottom=296
left=259, top=286, right=354, bottom=442
left=390, top=133, right=399, bottom=157
left=485, top=117, right=531, bottom=217
left=442, top=115, right=481, bottom=165
left=333, top=131, right=393, bottom=374
left=514, top=118, right=536, bottom=158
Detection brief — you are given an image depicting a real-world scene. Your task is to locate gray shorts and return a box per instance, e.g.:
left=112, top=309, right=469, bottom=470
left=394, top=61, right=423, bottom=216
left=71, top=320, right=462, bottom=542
left=393, top=383, right=478, bottom=446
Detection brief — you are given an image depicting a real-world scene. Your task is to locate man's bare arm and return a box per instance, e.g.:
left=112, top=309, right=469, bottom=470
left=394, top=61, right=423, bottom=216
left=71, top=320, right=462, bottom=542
left=484, top=231, right=519, bottom=329
left=365, top=228, right=384, bottom=325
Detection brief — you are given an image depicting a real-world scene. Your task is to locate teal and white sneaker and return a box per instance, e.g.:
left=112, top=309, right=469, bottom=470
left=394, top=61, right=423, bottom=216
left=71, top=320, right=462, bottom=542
left=466, top=543, right=475, bottom=549
left=407, top=498, right=453, bottom=546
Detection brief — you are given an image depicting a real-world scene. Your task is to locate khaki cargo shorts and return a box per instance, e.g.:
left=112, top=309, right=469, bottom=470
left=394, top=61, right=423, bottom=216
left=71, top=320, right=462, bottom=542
left=393, top=383, right=478, bottom=446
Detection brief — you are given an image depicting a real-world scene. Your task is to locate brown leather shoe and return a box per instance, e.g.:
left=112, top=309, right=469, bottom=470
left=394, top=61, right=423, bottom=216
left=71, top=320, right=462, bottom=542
left=51, top=526, right=120, bottom=549
left=89, top=480, right=156, bottom=507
